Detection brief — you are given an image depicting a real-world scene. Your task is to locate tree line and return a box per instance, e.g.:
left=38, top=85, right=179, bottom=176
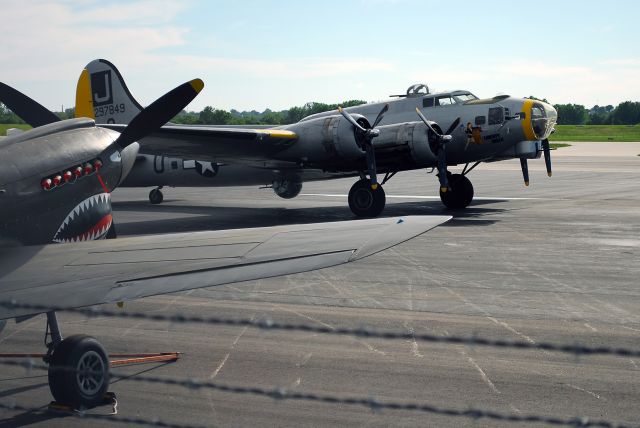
left=2, top=99, right=639, bottom=126
left=171, top=100, right=367, bottom=126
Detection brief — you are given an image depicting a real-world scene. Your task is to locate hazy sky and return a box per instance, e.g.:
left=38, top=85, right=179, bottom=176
left=2, top=0, right=639, bottom=111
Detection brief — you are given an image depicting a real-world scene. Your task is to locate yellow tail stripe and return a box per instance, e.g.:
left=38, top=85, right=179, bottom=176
left=75, top=68, right=94, bottom=119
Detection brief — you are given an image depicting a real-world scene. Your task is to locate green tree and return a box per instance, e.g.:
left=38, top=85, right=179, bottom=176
left=554, top=104, right=588, bottom=125
left=610, top=101, right=640, bottom=125
left=198, top=106, right=216, bottom=124
left=285, top=106, right=306, bottom=124
left=0, top=103, right=25, bottom=124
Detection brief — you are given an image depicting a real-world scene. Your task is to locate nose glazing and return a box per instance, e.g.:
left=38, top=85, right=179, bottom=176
left=521, top=99, right=557, bottom=141
left=531, top=101, right=557, bottom=140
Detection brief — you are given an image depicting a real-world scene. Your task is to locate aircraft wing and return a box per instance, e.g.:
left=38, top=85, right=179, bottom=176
left=102, top=124, right=297, bottom=163
left=0, top=216, right=449, bottom=320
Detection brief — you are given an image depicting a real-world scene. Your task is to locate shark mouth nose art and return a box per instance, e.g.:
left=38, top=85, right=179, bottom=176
left=53, top=193, right=112, bottom=243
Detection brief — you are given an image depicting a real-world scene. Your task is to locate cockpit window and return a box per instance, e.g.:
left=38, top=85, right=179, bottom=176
left=424, top=93, right=478, bottom=108
left=436, top=96, right=454, bottom=106
left=452, top=93, right=478, bottom=103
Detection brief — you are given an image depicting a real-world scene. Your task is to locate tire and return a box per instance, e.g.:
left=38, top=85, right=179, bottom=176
left=348, top=180, right=386, bottom=217
left=48, top=334, right=110, bottom=409
left=440, top=174, right=474, bottom=209
left=106, top=223, right=117, bottom=239
left=149, top=189, right=164, bottom=204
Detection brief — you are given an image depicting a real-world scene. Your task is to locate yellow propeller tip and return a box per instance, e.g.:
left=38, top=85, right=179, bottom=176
left=371, top=183, right=378, bottom=190
left=338, top=106, right=343, bottom=112
left=440, top=187, right=448, bottom=193
left=524, top=181, right=529, bottom=186
left=547, top=172, right=553, bottom=177
left=117, top=301, right=124, bottom=308
left=189, top=78, right=205, bottom=93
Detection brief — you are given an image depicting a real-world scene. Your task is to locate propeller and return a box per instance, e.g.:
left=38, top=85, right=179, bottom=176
left=541, top=138, right=552, bottom=177
left=338, top=103, right=388, bottom=189
left=415, top=107, right=460, bottom=193
left=0, top=82, right=61, bottom=127
left=520, top=158, right=530, bottom=186
left=114, top=79, right=204, bottom=148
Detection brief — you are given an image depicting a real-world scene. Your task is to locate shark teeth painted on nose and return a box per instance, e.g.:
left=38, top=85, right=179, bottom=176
left=53, top=193, right=112, bottom=243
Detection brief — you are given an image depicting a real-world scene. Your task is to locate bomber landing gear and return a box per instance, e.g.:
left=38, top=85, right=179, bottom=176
left=440, top=173, right=474, bottom=209
left=149, top=187, right=164, bottom=204
left=348, top=179, right=386, bottom=217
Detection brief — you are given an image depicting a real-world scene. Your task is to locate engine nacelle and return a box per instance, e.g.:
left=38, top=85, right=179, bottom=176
left=273, top=174, right=302, bottom=199
left=373, top=121, right=439, bottom=165
left=277, top=114, right=366, bottom=163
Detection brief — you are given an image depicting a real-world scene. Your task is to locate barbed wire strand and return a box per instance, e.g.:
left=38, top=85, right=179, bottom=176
left=0, top=359, right=635, bottom=428
left=1, top=302, right=638, bottom=358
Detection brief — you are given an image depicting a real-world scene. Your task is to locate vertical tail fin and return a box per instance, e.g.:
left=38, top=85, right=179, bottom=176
left=75, top=59, right=143, bottom=124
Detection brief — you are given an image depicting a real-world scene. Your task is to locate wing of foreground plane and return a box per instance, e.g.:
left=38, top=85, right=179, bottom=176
left=0, top=216, right=449, bottom=320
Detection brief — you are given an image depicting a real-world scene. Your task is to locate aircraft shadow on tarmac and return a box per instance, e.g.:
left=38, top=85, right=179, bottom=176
left=111, top=199, right=505, bottom=236
left=0, top=381, right=64, bottom=427
left=0, top=363, right=173, bottom=427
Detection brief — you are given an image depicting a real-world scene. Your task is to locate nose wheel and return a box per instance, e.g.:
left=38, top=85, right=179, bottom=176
left=348, top=179, right=386, bottom=217
left=439, top=173, right=474, bottom=209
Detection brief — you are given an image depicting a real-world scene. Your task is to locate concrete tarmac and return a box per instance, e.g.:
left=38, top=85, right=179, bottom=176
left=0, top=143, right=639, bottom=427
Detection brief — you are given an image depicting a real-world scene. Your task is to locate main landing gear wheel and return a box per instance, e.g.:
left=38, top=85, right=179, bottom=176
left=48, top=334, right=110, bottom=409
left=149, top=188, right=164, bottom=204
left=440, top=173, right=474, bottom=209
left=348, top=179, right=386, bottom=217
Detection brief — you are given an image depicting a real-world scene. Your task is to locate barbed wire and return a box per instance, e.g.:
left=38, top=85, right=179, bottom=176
left=0, top=400, right=207, bottom=428
left=1, top=301, right=639, bottom=358
left=0, top=359, right=636, bottom=428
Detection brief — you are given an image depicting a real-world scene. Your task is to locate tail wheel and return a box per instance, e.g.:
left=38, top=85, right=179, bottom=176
left=440, top=173, right=474, bottom=209
left=149, top=188, right=164, bottom=204
left=348, top=179, right=386, bottom=217
left=48, top=335, right=110, bottom=409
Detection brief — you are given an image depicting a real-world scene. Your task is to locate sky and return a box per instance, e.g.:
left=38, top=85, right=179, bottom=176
left=1, top=0, right=639, bottom=112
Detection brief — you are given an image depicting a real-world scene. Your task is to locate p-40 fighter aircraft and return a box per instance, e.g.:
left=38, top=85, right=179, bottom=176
left=80, top=59, right=557, bottom=216
left=0, top=79, right=449, bottom=410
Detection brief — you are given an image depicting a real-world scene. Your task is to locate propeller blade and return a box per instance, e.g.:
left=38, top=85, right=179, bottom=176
left=365, top=144, right=378, bottom=188
left=338, top=106, right=367, bottom=133
left=520, top=158, right=530, bottom=186
left=437, top=149, right=449, bottom=193
left=444, top=117, right=461, bottom=136
left=0, top=82, right=60, bottom=127
left=371, top=103, right=389, bottom=128
left=415, top=107, right=441, bottom=136
left=542, top=139, right=552, bottom=177
left=115, top=79, right=204, bottom=148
